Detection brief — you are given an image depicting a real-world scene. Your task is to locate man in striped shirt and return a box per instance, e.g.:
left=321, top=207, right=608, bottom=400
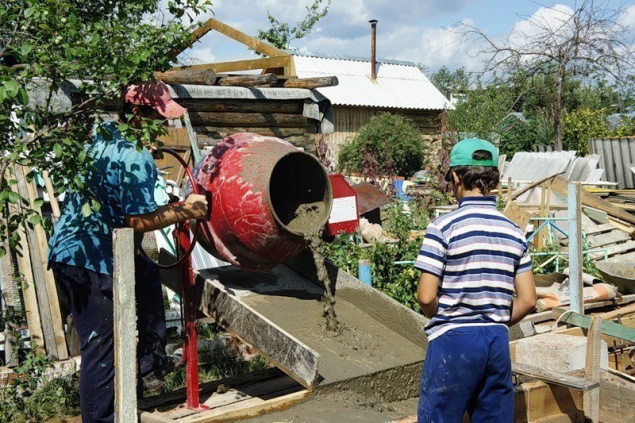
left=415, top=138, right=536, bottom=422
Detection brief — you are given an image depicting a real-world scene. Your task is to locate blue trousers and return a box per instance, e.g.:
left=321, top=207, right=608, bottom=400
left=418, top=325, right=513, bottom=423
left=52, top=255, right=167, bottom=423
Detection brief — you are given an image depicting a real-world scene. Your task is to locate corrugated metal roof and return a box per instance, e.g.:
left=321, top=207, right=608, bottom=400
left=292, top=54, right=453, bottom=110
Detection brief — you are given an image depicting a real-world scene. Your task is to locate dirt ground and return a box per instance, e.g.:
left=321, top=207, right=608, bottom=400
left=240, top=391, right=418, bottom=423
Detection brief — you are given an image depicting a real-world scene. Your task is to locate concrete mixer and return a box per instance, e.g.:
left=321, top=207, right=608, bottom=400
left=159, top=132, right=358, bottom=410
left=191, top=132, right=333, bottom=271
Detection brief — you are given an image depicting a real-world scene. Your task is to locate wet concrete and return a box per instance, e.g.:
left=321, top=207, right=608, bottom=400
left=200, top=262, right=425, bottom=401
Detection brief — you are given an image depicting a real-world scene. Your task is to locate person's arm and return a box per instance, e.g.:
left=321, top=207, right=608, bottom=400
left=124, top=193, right=208, bottom=233
left=418, top=272, right=440, bottom=319
left=508, top=270, right=537, bottom=326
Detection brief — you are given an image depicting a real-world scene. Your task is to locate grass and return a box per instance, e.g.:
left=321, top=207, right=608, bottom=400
left=0, top=353, right=81, bottom=422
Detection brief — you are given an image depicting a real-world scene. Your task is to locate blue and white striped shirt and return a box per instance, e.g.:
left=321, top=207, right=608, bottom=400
left=415, top=196, right=532, bottom=341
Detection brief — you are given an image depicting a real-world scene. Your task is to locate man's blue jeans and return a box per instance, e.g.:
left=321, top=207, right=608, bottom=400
left=52, top=255, right=167, bottom=422
left=418, top=325, right=513, bottom=423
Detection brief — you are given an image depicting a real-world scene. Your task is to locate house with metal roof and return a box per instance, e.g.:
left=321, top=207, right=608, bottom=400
left=290, top=51, right=453, bottom=168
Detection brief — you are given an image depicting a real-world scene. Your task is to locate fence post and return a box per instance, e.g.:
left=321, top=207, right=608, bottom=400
left=113, top=228, right=137, bottom=422
left=568, top=182, right=584, bottom=314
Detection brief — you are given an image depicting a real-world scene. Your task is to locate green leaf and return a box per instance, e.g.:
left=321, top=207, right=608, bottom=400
left=34, top=198, right=44, bottom=208
left=53, top=143, right=63, bottom=158
left=81, top=202, right=92, bottom=217
left=29, top=215, right=42, bottom=226
left=8, top=192, right=20, bottom=204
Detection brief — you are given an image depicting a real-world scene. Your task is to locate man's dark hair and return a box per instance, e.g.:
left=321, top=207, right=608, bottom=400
left=445, top=150, right=500, bottom=193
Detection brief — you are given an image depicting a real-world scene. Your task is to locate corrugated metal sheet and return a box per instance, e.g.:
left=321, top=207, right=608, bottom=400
left=502, top=151, right=577, bottom=182
left=589, top=137, right=635, bottom=189
left=292, top=54, right=453, bottom=110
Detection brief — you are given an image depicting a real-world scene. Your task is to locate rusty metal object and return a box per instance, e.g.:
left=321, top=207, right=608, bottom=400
left=352, top=182, right=390, bottom=215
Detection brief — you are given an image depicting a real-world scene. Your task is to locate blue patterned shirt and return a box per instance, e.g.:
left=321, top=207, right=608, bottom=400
left=48, top=122, right=158, bottom=275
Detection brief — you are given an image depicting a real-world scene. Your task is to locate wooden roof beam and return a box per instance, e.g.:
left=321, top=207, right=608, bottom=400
left=173, top=56, right=293, bottom=75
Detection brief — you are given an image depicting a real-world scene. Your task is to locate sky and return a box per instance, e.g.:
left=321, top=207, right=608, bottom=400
left=177, top=0, right=635, bottom=76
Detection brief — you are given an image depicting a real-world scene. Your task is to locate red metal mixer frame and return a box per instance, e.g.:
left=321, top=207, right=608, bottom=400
left=142, top=148, right=209, bottom=411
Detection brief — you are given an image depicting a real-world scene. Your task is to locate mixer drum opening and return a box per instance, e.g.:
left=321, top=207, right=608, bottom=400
left=269, top=152, right=332, bottom=236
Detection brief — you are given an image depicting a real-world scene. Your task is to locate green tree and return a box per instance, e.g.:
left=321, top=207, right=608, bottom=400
left=445, top=75, right=517, bottom=140
left=256, top=0, right=330, bottom=51
left=562, top=107, right=610, bottom=155
left=455, top=0, right=635, bottom=150
left=429, top=65, right=470, bottom=99
left=338, top=112, right=428, bottom=178
left=0, top=0, right=210, bottom=256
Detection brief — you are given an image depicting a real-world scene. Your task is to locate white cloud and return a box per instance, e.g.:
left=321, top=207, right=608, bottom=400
left=176, top=1, right=635, bottom=75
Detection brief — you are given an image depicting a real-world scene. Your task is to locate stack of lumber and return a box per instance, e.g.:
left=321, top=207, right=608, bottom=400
left=1, top=166, right=68, bottom=362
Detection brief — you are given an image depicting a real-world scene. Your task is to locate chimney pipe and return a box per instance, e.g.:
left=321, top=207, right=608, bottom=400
left=369, top=19, right=378, bottom=80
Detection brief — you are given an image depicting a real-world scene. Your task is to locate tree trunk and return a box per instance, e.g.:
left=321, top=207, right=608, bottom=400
left=554, top=70, right=564, bottom=151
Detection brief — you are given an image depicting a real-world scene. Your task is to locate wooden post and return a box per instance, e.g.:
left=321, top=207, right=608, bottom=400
left=283, top=76, right=339, bottom=89
left=41, top=170, right=61, bottom=221
left=507, top=177, right=512, bottom=204
left=24, top=170, right=68, bottom=360
left=217, top=73, right=277, bottom=87
left=568, top=182, right=584, bottom=314
left=584, top=316, right=602, bottom=422
left=154, top=69, right=217, bottom=86
left=0, top=232, right=17, bottom=366
left=7, top=171, right=45, bottom=356
left=113, top=228, right=137, bottom=423
left=15, top=165, right=67, bottom=360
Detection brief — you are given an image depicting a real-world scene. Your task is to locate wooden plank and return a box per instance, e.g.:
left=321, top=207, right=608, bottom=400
left=41, top=170, right=61, bottom=221
left=599, top=368, right=635, bottom=422
left=174, top=56, right=292, bottom=74
left=203, top=375, right=300, bottom=408
left=14, top=166, right=61, bottom=357
left=586, top=230, right=630, bottom=248
left=178, top=100, right=303, bottom=114
left=510, top=171, right=565, bottom=201
left=553, top=309, right=635, bottom=342
left=583, top=316, right=601, bottom=422
left=551, top=175, right=635, bottom=225
left=190, top=18, right=288, bottom=59
left=217, top=73, right=277, bottom=87
left=503, top=199, right=533, bottom=231
left=154, top=69, right=217, bottom=86
left=194, top=126, right=307, bottom=139
left=113, top=228, right=138, bottom=423
left=512, top=362, right=598, bottom=391
left=283, top=76, right=339, bottom=89
left=24, top=172, right=68, bottom=360
left=584, top=223, right=621, bottom=235
left=8, top=185, right=45, bottom=356
left=177, top=389, right=309, bottom=423
left=589, top=240, right=635, bottom=261
left=0, top=232, right=17, bottom=366
left=197, top=272, right=320, bottom=389
left=188, top=112, right=307, bottom=128
left=516, top=381, right=584, bottom=423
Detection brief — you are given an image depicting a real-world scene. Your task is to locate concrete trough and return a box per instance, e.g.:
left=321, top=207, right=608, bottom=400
left=196, top=250, right=427, bottom=402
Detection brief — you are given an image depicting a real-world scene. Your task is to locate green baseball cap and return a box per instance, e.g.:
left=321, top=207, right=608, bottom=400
left=449, top=138, right=499, bottom=167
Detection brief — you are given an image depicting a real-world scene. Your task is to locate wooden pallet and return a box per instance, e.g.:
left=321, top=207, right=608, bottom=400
left=139, top=374, right=308, bottom=422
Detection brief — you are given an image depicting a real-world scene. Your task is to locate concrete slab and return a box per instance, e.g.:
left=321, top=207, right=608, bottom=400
left=515, top=333, right=608, bottom=373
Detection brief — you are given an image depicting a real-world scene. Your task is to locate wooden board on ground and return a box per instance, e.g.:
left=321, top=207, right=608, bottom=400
left=139, top=374, right=308, bottom=422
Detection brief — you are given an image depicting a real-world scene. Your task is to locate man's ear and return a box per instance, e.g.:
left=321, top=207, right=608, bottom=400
left=452, top=171, right=460, bottom=186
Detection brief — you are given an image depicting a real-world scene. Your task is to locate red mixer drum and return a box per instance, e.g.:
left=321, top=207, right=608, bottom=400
left=192, top=133, right=333, bottom=271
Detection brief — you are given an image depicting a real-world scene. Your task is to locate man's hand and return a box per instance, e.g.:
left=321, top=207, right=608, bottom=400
left=185, top=194, right=208, bottom=220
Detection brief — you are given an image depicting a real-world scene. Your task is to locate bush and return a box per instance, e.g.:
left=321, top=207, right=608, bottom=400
left=338, top=112, right=428, bottom=178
